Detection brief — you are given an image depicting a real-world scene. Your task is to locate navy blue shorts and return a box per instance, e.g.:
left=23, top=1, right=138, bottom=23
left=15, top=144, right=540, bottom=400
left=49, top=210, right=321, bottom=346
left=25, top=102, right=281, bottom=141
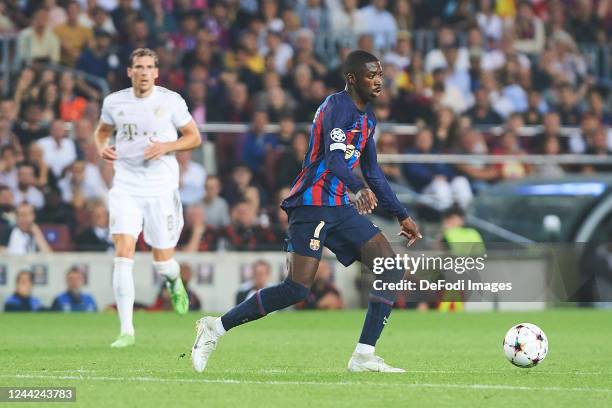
left=285, top=204, right=381, bottom=266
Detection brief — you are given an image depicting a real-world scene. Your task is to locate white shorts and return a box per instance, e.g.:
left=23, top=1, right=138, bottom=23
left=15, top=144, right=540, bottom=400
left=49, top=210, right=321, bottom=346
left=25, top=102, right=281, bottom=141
left=109, top=188, right=184, bottom=249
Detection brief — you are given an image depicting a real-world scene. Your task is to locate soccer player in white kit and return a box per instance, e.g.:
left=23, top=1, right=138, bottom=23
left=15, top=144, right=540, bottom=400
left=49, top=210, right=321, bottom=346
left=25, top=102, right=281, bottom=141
left=94, top=48, right=202, bottom=348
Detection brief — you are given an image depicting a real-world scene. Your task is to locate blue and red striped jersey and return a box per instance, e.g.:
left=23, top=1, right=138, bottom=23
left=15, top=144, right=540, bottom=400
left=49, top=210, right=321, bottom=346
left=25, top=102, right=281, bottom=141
left=281, top=90, right=409, bottom=221
left=282, top=90, right=374, bottom=208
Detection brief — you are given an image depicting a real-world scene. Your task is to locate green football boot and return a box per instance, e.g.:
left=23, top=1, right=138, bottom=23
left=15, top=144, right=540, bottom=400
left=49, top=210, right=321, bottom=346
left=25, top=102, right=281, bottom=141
left=167, top=278, right=189, bottom=315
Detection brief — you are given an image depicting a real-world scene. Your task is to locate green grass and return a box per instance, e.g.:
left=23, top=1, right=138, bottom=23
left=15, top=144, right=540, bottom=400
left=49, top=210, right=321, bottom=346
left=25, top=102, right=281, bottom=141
left=1, top=310, right=611, bottom=408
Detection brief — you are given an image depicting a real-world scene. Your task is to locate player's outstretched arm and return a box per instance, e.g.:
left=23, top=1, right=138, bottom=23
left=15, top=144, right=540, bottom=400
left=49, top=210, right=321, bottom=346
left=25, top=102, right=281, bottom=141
left=94, top=122, right=117, bottom=164
left=360, top=137, right=422, bottom=245
left=143, top=120, right=201, bottom=161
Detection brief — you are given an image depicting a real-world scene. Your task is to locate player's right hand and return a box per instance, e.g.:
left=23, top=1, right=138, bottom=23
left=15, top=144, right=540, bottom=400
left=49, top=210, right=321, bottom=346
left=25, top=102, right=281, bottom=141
left=355, top=188, right=377, bottom=215
left=100, top=145, right=117, bottom=164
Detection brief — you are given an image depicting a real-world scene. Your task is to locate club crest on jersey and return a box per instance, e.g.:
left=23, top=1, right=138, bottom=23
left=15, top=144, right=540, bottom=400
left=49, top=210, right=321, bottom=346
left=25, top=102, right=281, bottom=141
left=330, top=128, right=346, bottom=143
left=309, top=239, right=320, bottom=251
left=344, top=144, right=360, bottom=160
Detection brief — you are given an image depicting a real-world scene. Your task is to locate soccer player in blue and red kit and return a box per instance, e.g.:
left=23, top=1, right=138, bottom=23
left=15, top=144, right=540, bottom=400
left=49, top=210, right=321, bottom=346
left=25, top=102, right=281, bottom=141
left=191, top=50, right=422, bottom=373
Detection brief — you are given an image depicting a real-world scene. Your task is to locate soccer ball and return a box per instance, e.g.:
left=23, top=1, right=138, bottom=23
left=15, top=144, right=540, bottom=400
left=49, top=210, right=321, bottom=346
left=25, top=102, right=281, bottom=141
left=502, top=323, right=548, bottom=368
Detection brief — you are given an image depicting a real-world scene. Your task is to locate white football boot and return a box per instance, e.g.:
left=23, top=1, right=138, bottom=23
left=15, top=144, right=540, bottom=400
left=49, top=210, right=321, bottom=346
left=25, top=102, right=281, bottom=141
left=191, top=316, right=218, bottom=373
left=347, top=352, right=406, bottom=373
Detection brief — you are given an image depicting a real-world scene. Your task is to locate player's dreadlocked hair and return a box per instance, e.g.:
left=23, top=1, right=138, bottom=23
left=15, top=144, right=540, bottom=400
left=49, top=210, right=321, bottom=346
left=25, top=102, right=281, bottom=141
left=342, top=50, right=379, bottom=78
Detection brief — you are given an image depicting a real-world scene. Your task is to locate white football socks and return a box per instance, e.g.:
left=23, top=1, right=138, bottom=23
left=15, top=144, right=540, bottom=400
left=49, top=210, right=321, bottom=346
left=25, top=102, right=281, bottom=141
left=355, top=343, right=375, bottom=355
left=152, top=258, right=180, bottom=282
left=113, top=257, right=135, bottom=336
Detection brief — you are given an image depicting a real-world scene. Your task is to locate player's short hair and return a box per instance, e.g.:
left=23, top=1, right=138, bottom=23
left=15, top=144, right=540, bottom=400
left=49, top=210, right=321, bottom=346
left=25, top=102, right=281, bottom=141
left=128, top=48, right=159, bottom=68
left=342, top=50, right=379, bottom=77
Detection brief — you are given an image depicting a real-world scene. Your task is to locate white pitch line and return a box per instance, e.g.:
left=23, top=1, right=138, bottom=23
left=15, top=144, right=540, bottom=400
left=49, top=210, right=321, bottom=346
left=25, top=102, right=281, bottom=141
left=2, top=374, right=611, bottom=394
left=30, top=368, right=610, bottom=377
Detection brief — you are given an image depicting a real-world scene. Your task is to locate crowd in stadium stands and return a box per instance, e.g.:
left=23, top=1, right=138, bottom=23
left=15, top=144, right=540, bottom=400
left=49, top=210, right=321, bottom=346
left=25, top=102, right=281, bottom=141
left=0, top=0, right=611, bottom=253
left=4, top=267, right=97, bottom=311
left=3, top=259, right=341, bottom=311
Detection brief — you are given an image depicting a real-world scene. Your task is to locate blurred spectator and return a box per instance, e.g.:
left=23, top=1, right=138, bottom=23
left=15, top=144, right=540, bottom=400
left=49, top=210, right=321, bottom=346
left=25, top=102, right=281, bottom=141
left=177, top=150, right=206, bottom=205
left=330, top=0, right=364, bottom=34
left=58, top=72, right=90, bottom=122
left=142, top=0, right=177, bottom=44
left=523, top=89, right=546, bottom=125
left=492, top=130, right=530, bottom=179
left=277, top=116, right=296, bottom=148
left=225, top=201, right=277, bottom=251
left=432, top=105, right=459, bottom=149
left=76, top=28, right=118, bottom=82
left=425, top=27, right=469, bottom=73
left=355, top=0, right=397, bottom=51
left=13, top=163, right=45, bottom=209
left=467, top=88, right=503, bottom=125
left=535, top=135, right=565, bottom=178
left=186, top=80, right=207, bottom=125
left=476, top=0, right=503, bottom=41
left=0, top=185, right=15, bottom=232
left=454, top=129, right=500, bottom=192
left=150, top=263, right=202, bottom=311
left=76, top=200, right=113, bottom=252
left=38, top=82, right=60, bottom=125
left=17, top=9, right=60, bottom=66
left=222, top=165, right=262, bottom=210
left=582, top=127, right=612, bottom=173
left=79, top=4, right=117, bottom=35
left=59, top=161, right=107, bottom=208
left=111, top=0, right=139, bottom=39
left=203, top=175, right=231, bottom=229
left=383, top=30, right=412, bottom=70
left=276, top=132, right=307, bottom=188
left=0, top=203, right=51, bottom=254
left=54, top=1, right=93, bottom=67
left=235, top=259, right=272, bottom=304
left=297, top=0, right=330, bottom=33
left=0, top=1, right=16, bottom=33
left=51, top=267, right=97, bottom=312
left=36, top=119, right=78, bottom=178
left=0, top=118, right=20, bottom=153
left=513, top=0, right=545, bottom=55
left=27, top=142, right=53, bottom=190
left=36, top=188, right=78, bottom=234
left=4, top=271, right=44, bottom=312
left=12, top=104, right=48, bottom=149
left=178, top=204, right=218, bottom=252
left=376, top=131, right=404, bottom=184
left=554, top=83, right=582, bottom=126
left=534, top=112, right=564, bottom=153
left=0, top=146, right=18, bottom=190
left=587, top=89, right=611, bottom=125
left=297, top=260, right=343, bottom=309
left=403, top=128, right=473, bottom=209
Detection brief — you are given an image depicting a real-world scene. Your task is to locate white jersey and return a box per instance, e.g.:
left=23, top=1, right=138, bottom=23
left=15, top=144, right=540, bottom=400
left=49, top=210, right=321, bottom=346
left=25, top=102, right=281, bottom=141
left=100, top=86, right=193, bottom=196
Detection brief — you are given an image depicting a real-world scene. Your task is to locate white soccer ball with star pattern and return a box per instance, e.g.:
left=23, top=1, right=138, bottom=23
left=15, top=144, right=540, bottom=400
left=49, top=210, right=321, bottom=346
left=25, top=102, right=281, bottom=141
left=503, top=323, right=548, bottom=368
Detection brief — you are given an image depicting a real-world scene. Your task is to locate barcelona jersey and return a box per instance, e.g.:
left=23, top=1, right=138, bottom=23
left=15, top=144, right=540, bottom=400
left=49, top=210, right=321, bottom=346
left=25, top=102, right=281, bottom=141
left=282, top=90, right=376, bottom=208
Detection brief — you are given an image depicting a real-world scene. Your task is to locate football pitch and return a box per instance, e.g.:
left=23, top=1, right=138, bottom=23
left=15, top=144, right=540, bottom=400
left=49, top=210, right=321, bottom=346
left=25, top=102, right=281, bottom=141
left=1, top=310, right=611, bottom=408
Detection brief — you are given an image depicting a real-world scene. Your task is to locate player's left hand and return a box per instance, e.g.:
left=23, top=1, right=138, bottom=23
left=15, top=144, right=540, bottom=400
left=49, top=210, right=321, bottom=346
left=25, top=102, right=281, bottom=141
left=355, top=188, right=377, bottom=215
left=398, top=216, right=422, bottom=247
left=144, top=140, right=171, bottom=161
